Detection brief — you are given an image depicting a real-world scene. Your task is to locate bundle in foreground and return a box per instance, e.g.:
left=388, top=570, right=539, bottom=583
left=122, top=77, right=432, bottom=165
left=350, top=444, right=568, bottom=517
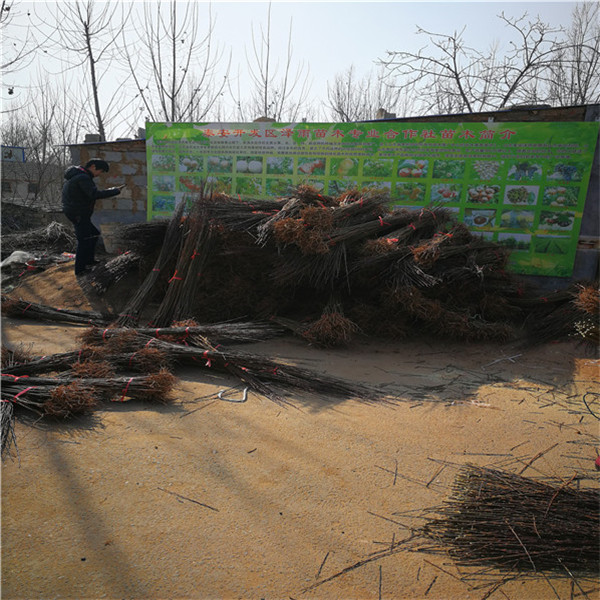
left=418, top=464, right=599, bottom=576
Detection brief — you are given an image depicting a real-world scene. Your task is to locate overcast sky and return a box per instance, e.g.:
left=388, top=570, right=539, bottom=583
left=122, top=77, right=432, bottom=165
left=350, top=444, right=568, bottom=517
left=3, top=0, right=581, bottom=135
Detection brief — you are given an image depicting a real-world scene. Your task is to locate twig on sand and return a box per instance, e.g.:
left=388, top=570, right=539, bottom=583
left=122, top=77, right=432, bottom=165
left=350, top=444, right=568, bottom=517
left=157, top=486, right=219, bottom=511
left=582, top=392, right=600, bottom=420
left=302, top=533, right=417, bottom=593
left=517, top=443, right=559, bottom=475
left=315, top=551, right=329, bottom=579
left=424, top=575, right=437, bottom=596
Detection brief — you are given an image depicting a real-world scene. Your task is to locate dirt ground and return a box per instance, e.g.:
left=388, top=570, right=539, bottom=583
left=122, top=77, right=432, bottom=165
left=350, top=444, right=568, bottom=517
left=2, top=263, right=599, bottom=600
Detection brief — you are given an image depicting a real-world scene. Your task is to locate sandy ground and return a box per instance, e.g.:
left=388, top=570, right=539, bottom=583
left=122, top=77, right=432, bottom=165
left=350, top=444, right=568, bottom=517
left=1, top=264, right=599, bottom=600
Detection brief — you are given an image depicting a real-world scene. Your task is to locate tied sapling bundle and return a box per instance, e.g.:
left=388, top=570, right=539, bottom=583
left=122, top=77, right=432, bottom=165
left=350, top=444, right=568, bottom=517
left=2, top=372, right=175, bottom=405
left=87, top=329, right=391, bottom=405
left=298, top=301, right=361, bottom=348
left=1, top=378, right=97, bottom=418
left=114, top=220, right=168, bottom=255
left=1, top=295, right=110, bottom=326
left=3, top=345, right=172, bottom=377
left=151, top=202, right=213, bottom=326
left=79, top=321, right=285, bottom=347
left=114, top=199, right=186, bottom=327
left=522, top=281, right=600, bottom=346
left=83, top=251, right=142, bottom=296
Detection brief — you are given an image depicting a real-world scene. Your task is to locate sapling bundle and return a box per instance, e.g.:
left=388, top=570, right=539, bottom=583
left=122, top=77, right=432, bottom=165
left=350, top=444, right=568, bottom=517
left=1, top=296, right=109, bottom=326
left=79, top=321, right=285, bottom=347
left=84, top=251, right=142, bottom=296
left=114, top=220, right=168, bottom=254
left=3, top=372, right=175, bottom=404
left=3, top=345, right=172, bottom=377
left=1, top=379, right=97, bottom=418
left=418, top=464, right=599, bottom=576
left=2, top=347, right=104, bottom=376
left=293, top=183, right=335, bottom=206
left=114, top=199, right=186, bottom=327
left=89, top=331, right=389, bottom=404
left=325, top=209, right=418, bottom=247
left=1, top=344, right=34, bottom=369
left=300, top=302, right=361, bottom=347
left=523, top=281, right=599, bottom=345
left=151, top=199, right=213, bottom=326
left=270, top=243, right=349, bottom=288
left=201, top=193, right=282, bottom=232
left=157, top=204, right=214, bottom=325
left=256, top=198, right=305, bottom=246
left=392, top=286, right=515, bottom=342
left=331, top=189, right=393, bottom=226
left=1, top=400, right=16, bottom=459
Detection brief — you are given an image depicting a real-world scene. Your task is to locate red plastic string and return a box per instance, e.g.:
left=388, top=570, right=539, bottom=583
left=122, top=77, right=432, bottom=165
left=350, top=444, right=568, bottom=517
left=117, top=377, right=134, bottom=402
left=378, top=216, right=390, bottom=227
left=14, top=386, right=36, bottom=399
left=168, top=270, right=183, bottom=283
left=152, top=268, right=160, bottom=272
left=409, top=223, right=416, bottom=230
left=102, top=328, right=109, bottom=341
left=190, top=251, right=199, bottom=260
left=22, top=303, right=32, bottom=314
left=2, top=374, right=29, bottom=382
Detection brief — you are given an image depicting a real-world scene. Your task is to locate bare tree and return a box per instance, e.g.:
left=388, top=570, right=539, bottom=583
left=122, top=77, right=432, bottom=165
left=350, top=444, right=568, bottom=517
left=47, top=0, right=132, bottom=141
left=231, top=2, right=311, bottom=121
left=547, top=2, right=600, bottom=105
left=1, top=0, right=40, bottom=75
left=1, top=73, right=88, bottom=212
left=121, top=0, right=229, bottom=123
left=379, top=5, right=599, bottom=114
left=327, top=65, right=416, bottom=121
left=1, top=0, right=56, bottom=108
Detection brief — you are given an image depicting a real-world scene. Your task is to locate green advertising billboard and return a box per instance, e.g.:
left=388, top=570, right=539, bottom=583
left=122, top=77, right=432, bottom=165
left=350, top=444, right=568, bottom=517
left=145, top=121, right=599, bottom=277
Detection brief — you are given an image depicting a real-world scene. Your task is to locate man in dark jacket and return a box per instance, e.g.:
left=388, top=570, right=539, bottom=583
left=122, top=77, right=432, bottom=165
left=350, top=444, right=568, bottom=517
left=62, top=158, right=124, bottom=275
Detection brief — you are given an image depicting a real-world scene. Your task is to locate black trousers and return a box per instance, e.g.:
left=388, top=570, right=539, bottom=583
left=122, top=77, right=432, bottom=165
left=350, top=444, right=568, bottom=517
left=65, top=213, right=100, bottom=274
